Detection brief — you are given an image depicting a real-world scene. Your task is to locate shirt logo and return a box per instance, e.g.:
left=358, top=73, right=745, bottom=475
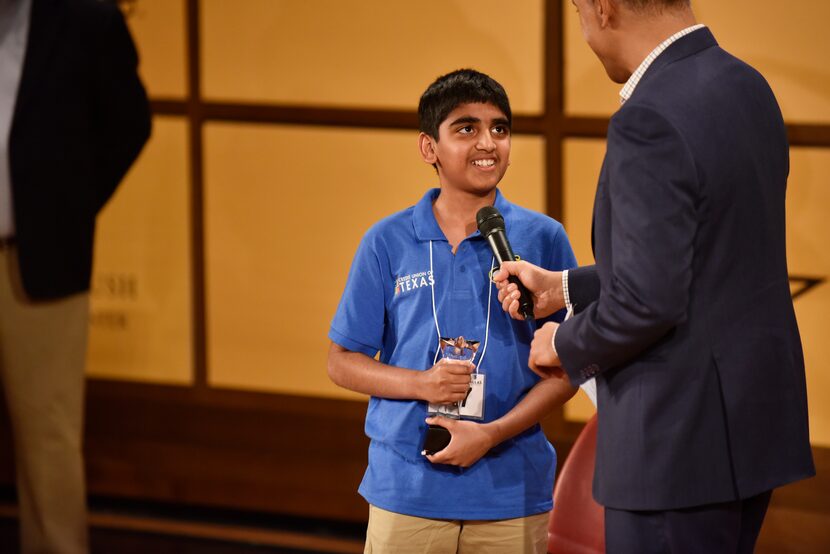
left=394, top=270, right=434, bottom=296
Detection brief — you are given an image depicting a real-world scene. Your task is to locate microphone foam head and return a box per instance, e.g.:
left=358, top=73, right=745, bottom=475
left=476, top=206, right=505, bottom=237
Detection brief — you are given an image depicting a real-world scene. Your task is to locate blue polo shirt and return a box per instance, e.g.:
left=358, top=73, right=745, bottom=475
left=329, top=188, right=577, bottom=520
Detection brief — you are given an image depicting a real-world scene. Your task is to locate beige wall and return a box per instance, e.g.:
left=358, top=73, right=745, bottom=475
left=89, top=117, right=193, bottom=384
left=202, top=123, right=544, bottom=397
left=201, top=0, right=544, bottom=113
left=93, top=1, right=830, bottom=446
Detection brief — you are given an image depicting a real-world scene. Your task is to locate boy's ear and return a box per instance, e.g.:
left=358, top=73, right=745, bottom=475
left=418, top=132, right=438, bottom=165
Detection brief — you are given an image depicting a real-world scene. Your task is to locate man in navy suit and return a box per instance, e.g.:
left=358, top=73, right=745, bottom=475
left=0, top=0, right=150, bottom=551
left=494, top=0, right=814, bottom=551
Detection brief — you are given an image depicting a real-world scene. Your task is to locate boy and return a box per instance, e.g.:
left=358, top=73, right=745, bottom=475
left=328, top=69, right=577, bottom=553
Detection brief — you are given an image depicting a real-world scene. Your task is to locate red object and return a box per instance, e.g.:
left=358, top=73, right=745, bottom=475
left=548, top=414, right=605, bottom=554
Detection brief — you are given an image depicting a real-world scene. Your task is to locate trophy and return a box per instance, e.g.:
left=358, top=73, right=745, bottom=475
left=427, top=336, right=480, bottom=418
left=440, top=336, right=479, bottom=364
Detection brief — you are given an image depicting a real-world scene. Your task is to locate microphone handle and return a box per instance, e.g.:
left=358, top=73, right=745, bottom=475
left=486, top=232, right=535, bottom=320
left=508, top=275, right=535, bottom=320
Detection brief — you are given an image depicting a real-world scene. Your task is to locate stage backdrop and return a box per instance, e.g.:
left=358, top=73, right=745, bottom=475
left=85, top=0, right=830, bottom=448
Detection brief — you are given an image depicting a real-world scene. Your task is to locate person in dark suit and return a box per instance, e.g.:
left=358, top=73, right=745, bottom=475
left=0, top=0, right=150, bottom=551
left=493, top=0, right=814, bottom=551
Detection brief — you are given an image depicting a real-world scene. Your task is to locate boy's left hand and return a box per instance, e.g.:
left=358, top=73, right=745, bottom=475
left=423, top=417, right=496, bottom=468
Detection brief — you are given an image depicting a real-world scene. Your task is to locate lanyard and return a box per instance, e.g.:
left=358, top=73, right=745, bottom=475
left=429, top=240, right=494, bottom=375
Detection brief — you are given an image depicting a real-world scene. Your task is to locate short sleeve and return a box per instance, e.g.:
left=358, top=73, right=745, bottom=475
left=550, top=223, right=578, bottom=274
left=329, top=232, right=387, bottom=357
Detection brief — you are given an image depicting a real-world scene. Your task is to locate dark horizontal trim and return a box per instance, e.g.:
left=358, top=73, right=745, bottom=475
left=204, top=103, right=418, bottom=130
left=150, top=99, right=549, bottom=134
left=562, top=116, right=609, bottom=138
left=199, top=103, right=550, bottom=135
left=788, top=123, right=830, bottom=147
left=561, top=118, right=830, bottom=148
left=150, top=99, right=189, bottom=116
left=151, top=99, right=830, bottom=147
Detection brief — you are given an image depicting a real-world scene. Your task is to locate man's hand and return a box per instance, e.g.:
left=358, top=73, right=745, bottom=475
left=423, top=417, right=496, bottom=468
left=417, top=360, right=474, bottom=404
left=493, top=261, right=565, bottom=320
left=528, top=322, right=569, bottom=382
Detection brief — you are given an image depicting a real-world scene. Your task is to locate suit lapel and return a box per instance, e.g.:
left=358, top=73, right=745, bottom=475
left=13, top=0, right=65, bottom=121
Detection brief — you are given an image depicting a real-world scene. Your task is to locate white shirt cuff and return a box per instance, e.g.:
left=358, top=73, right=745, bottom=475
left=562, top=269, right=573, bottom=318
left=551, top=324, right=558, bottom=358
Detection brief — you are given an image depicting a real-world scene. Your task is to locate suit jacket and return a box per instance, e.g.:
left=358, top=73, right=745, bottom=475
left=555, top=28, right=814, bottom=511
left=9, top=0, right=151, bottom=300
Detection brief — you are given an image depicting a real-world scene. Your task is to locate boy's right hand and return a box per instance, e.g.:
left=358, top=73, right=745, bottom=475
left=418, top=360, right=474, bottom=404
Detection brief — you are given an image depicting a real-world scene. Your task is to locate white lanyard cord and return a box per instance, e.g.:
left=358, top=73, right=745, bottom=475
left=428, top=240, right=493, bottom=373
left=429, top=240, right=443, bottom=365
left=475, top=257, right=495, bottom=375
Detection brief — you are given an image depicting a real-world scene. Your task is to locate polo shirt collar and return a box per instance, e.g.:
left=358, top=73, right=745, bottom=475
left=412, top=188, right=512, bottom=242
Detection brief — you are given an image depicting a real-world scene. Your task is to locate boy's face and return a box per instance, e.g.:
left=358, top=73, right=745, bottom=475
left=419, top=102, right=511, bottom=196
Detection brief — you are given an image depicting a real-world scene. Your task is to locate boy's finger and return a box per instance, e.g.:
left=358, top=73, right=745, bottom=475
left=446, top=364, right=474, bottom=374
left=425, top=452, right=447, bottom=464
left=425, top=417, right=454, bottom=431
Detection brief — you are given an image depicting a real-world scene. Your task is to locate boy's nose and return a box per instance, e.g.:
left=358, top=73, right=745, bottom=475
left=476, top=133, right=496, bottom=151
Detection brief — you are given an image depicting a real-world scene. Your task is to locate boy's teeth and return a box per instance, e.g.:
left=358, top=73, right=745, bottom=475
left=473, top=159, right=495, bottom=166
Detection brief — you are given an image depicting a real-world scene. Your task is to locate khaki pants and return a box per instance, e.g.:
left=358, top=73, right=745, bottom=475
left=365, top=505, right=549, bottom=554
left=0, top=247, right=89, bottom=554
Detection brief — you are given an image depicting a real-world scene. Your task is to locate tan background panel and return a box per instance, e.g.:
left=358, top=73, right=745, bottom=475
left=201, top=0, right=544, bottom=113
left=203, top=123, right=545, bottom=398
left=787, top=148, right=830, bottom=447
left=564, top=0, right=830, bottom=123
left=87, top=117, right=193, bottom=384
left=562, top=138, right=605, bottom=422
left=124, top=0, right=187, bottom=99
left=562, top=140, right=830, bottom=447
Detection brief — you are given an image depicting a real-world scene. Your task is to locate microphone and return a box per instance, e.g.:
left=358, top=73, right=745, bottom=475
left=476, top=206, right=534, bottom=320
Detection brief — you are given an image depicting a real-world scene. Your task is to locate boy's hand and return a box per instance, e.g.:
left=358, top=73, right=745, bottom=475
left=423, top=417, right=496, bottom=468
left=493, top=261, right=565, bottom=320
left=418, top=360, right=474, bottom=404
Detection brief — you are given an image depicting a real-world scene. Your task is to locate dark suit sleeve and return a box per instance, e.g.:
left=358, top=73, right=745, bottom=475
left=567, top=264, right=600, bottom=314
left=90, top=4, right=151, bottom=212
left=555, top=106, right=699, bottom=385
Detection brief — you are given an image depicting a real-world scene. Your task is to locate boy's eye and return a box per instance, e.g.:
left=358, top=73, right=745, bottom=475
left=459, top=125, right=474, bottom=134
left=492, top=125, right=509, bottom=135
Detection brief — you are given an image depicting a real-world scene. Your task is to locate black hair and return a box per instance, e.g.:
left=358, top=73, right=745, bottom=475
left=418, top=69, right=512, bottom=140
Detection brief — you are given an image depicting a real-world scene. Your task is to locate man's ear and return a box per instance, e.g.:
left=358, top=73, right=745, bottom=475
left=595, top=0, right=615, bottom=28
left=419, top=132, right=438, bottom=165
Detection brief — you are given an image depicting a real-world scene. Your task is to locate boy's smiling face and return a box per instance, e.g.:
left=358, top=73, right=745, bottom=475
left=419, top=102, right=511, bottom=196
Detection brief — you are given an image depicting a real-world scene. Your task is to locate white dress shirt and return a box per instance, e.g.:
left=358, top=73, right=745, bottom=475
left=0, top=0, right=33, bottom=238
